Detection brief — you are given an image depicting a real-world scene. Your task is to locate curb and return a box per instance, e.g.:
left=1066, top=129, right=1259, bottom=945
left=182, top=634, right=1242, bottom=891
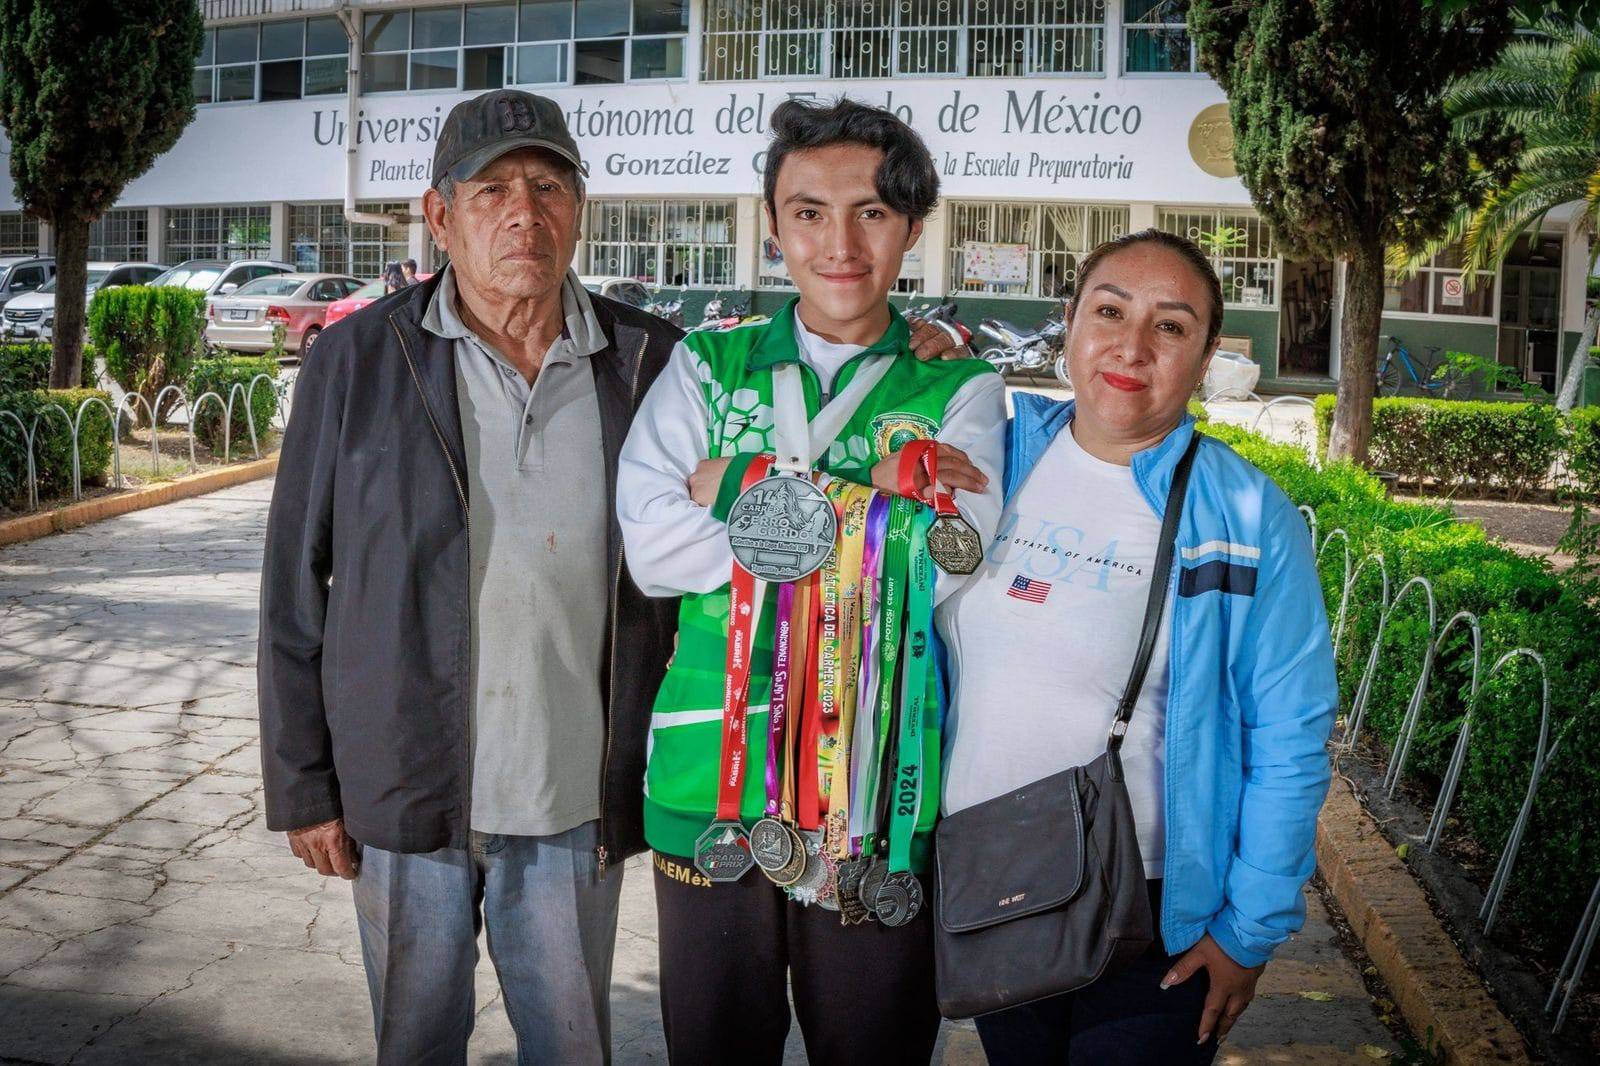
left=1316, top=776, right=1529, bottom=1064
left=0, top=455, right=279, bottom=548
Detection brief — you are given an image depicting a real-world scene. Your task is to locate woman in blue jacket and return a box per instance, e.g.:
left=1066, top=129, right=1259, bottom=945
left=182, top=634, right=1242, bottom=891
left=937, top=229, right=1337, bottom=1064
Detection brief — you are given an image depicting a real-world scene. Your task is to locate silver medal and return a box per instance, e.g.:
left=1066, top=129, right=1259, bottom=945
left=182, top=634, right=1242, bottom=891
left=727, top=475, right=837, bottom=583
left=750, top=817, right=795, bottom=875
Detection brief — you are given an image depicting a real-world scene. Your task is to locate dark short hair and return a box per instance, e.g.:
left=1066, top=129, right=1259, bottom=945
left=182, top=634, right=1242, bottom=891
left=402, top=259, right=418, bottom=272
left=763, top=98, right=940, bottom=232
left=1070, top=229, right=1225, bottom=348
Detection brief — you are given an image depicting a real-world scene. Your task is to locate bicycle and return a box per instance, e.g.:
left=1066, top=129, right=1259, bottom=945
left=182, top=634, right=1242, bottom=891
left=1376, top=334, right=1462, bottom=398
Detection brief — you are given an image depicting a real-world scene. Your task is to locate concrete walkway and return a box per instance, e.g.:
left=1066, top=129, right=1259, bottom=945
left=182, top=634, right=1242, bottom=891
left=1, top=478, right=1396, bottom=1064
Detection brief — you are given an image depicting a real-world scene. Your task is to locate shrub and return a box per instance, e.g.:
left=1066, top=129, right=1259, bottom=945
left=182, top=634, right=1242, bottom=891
left=87, top=285, right=205, bottom=427
left=1314, top=394, right=1563, bottom=498
left=1568, top=407, right=1600, bottom=499
left=0, top=342, right=99, bottom=389
left=1198, top=420, right=1600, bottom=952
left=187, top=356, right=279, bottom=454
left=0, top=387, right=113, bottom=508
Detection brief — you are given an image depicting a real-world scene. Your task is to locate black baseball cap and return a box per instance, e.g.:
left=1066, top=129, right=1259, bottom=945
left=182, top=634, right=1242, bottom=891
left=431, top=89, right=585, bottom=189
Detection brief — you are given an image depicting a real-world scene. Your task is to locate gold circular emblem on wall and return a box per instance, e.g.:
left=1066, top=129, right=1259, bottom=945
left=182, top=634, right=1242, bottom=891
left=1189, top=103, right=1237, bottom=178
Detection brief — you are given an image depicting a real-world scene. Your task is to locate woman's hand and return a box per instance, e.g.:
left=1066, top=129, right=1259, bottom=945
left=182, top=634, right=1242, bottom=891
left=688, top=457, right=731, bottom=508
left=1162, top=933, right=1265, bottom=1044
left=871, top=442, right=988, bottom=502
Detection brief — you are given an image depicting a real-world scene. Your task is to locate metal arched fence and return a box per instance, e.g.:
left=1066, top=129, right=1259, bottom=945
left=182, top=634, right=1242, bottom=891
left=1, top=371, right=294, bottom=512
left=1313, top=525, right=1594, bottom=1034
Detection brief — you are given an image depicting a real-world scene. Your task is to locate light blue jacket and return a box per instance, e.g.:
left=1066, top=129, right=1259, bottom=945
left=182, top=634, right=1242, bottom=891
left=987, top=394, right=1337, bottom=968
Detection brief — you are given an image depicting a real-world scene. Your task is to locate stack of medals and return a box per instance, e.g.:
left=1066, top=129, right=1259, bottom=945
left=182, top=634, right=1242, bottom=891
left=709, top=464, right=958, bottom=929
left=702, top=356, right=974, bottom=926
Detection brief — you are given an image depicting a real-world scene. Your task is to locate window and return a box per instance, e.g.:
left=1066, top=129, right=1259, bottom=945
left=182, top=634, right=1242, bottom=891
left=947, top=201, right=1128, bottom=298
left=87, top=209, right=150, bottom=262
left=702, top=0, right=1106, bottom=81
left=196, top=17, right=346, bottom=104
left=9, top=265, right=46, bottom=292
left=0, top=212, right=41, bottom=256
left=584, top=199, right=736, bottom=288
left=358, top=3, right=686, bottom=93
left=1158, top=208, right=1279, bottom=308
left=288, top=202, right=411, bottom=279
left=1384, top=245, right=1496, bottom=319
left=1123, top=1, right=1197, bottom=74
left=165, top=206, right=272, bottom=262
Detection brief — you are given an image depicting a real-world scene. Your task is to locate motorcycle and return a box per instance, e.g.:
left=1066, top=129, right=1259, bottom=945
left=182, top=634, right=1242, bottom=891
left=645, top=288, right=685, bottom=328
left=690, top=291, right=755, bottom=332
left=905, top=299, right=973, bottom=351
left=977, top=308, right=1071, bottom=387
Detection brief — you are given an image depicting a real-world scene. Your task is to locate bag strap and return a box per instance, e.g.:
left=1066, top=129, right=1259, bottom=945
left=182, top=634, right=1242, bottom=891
left=1107, top=432, right=1201, bottom=757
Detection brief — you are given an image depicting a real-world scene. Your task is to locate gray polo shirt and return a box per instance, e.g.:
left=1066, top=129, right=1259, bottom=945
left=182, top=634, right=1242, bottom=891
left=421, top=267, right=609, bottom=838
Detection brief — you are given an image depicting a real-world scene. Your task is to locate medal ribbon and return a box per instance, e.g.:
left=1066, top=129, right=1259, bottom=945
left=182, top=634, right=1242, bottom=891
left=771, top=356, right=898, bottom=473
left=717, top=455, right=776, bottom=824
left=896, top=438, right=962, bottom=519
left=764, top=580, right=796, bottom=818
left=780, top=575, right=814, bottom=825
left=798, top=566, right=825, bottom=831
left=849, top=493, right=890, bottom=852
left=822, top=481, right=873, bottom=855
left=862, top=497, right=913, bottom=853
left=888, top=507, right=935, bottom=874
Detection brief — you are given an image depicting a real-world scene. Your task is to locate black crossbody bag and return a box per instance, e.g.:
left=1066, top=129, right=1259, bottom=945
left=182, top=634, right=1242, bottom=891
left=932, top=435, right=1200, bottom=1020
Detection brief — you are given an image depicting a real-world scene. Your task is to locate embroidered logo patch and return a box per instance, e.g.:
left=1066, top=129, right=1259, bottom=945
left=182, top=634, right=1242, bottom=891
left=870, top=411, right=937, bottom=458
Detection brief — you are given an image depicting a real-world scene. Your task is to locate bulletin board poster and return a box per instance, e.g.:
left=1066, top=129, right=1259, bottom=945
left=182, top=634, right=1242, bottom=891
left=760, top=236, right=788, bottom=280
left=963, top=241, right=1030, bottom=285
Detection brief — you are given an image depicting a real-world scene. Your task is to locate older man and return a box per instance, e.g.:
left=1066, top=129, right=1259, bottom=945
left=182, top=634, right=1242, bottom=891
left=257, top=90, right=681, bottom=1064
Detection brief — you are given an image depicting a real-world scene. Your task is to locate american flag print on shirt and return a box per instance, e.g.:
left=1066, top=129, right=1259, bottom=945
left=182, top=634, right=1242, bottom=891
left=1006, top=574, right=1052, bottom=604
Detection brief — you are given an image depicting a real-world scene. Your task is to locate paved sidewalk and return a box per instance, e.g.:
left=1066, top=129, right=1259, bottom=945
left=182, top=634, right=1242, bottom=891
left=1, top=477, right=1396, bottom=1064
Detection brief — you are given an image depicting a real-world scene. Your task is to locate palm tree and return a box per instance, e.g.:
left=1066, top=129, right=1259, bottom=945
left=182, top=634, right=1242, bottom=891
left=1391, top=16, right=1600, bottom=409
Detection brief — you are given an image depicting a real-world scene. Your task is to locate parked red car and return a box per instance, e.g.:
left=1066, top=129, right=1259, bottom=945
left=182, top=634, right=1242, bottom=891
left=325, top=274, right=434, bottom=328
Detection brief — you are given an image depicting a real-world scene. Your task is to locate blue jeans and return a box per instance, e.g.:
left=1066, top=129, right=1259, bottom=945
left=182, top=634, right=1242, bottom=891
left=351, top=821, right=623, bottom=1066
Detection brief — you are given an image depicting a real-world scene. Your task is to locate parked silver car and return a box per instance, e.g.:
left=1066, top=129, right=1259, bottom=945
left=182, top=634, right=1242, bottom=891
left=151, top=258, right=295, bottom=301
left=205, top=272, right=364, bottom=358
left=4, top=261, right=165, bottom=341
left=0, top=256, right=56, bottom=312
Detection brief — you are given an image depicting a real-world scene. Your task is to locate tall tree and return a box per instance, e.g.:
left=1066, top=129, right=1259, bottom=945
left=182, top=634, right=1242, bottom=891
left=1189, top=1, right=1518, bottom=463
left=0, top=1, right=203, bottom=389
left=1396, top=16, right=1600, bottom=410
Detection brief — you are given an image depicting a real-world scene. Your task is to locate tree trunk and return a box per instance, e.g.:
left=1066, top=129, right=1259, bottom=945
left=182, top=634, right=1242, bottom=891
left=1327, top=241, right=1385, bottom=465
left=47, top=215, right=91, bottom=390
left=1554, top=301, right=1596, bottom=413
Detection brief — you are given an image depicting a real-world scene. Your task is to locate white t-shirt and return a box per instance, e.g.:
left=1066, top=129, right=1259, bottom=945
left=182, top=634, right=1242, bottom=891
left=939, top=421, right=1171, bottom=877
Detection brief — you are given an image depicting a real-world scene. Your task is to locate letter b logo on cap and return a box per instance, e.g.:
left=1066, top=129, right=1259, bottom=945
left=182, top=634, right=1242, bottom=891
left=497, top=97, right=537, bottom=134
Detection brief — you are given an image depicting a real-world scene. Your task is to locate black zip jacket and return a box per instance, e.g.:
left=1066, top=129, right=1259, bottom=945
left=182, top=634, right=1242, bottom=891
left=257, top=274, right=680, bottom=869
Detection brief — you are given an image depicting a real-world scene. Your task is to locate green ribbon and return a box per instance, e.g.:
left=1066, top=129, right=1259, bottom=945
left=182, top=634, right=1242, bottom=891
left=862, top=496, right=913, bottom=857
left=888, top=506, right=934, bottom=874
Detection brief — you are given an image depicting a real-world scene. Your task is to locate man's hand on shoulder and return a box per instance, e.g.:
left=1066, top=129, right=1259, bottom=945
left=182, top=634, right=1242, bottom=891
left=907, top=315, right=971, bottom=362
left=287, top=817, right=360, bottom=880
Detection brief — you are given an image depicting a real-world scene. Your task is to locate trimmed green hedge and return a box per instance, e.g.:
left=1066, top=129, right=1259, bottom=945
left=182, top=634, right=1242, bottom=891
left=88, top=285, right=206, bottom=426
left=1569, top=408, right=1600, bottom=499
left=1200, top=420, right=1600, bottom=951
left=1314, top=394, right=1563, bottom=499
left=188, top=356, right=279, bottom=453
left=0, top=342, right=100, bottom=389
left=0, top=387, right=113, bottom=507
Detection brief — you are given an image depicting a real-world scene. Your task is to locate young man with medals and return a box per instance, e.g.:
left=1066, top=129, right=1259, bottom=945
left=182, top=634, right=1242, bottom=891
left=617, top=98, right=1006, bottom=1064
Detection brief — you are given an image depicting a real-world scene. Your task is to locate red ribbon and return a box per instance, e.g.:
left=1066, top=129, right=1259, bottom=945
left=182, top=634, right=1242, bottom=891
left=895, top=439, right=960, bottom=517
left=716, top=455, right=776, bottom=822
